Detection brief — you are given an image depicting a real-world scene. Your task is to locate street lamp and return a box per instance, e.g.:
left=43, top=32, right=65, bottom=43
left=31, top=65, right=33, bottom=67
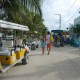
left=54, top=14, right=61, bottom=30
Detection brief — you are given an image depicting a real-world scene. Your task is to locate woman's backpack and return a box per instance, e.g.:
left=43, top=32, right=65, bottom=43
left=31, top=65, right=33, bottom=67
left=50, top=35, right=54, bottom=43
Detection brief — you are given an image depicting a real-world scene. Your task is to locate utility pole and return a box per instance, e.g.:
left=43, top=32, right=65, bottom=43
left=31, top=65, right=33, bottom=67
left=60, top=14, right=61, bottom=30
left=54, top=14, right=61, bottom=30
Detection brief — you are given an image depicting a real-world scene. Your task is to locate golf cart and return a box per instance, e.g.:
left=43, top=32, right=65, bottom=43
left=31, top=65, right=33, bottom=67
left=0, top=20, right=29, bottom=73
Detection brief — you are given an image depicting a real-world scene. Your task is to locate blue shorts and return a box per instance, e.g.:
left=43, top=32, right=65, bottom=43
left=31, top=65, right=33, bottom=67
left=42, top=46, right=45, bottom=48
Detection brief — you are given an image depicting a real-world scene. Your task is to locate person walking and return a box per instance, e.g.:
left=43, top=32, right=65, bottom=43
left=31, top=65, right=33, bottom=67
left=46, top=31, right=52, bottom=55
left=57, top=35, right=61, bottom=47
left=54, top=34, right=57, bottom=47
left=41, top=37, right=46, bottom=55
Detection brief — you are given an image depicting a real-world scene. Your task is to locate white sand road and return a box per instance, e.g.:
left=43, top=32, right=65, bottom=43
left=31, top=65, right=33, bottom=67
left=0, top=45, right=80, bottom=80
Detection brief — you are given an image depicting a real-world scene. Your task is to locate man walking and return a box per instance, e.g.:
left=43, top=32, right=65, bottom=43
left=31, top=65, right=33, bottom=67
left=46, top=31, right=52, bottom=55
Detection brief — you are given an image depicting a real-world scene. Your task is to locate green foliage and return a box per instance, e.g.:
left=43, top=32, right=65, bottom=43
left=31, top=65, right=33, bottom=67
left=69, top=24, right=80, bottom=35
left=0, top=0, right=48, bottom=37
left=73, top=24, right=80, bottom=34
left=20, top=0, right=42, bottom=16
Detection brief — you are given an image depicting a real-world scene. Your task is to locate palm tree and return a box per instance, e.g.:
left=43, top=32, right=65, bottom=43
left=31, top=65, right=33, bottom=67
left=0, top=0, right=21, bottom=21
left=0, top=0, right=44, bottom=32
left=20, top=0, right=42, bottom=16
left=0, top=0, right=42, bottom=16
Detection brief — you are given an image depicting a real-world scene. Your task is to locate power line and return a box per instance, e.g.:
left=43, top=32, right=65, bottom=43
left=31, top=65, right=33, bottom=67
left=62, top=0, right=78, bottom=20
left=67, top=0, right=78, bottom=12
left=62, top=8, right=80, bottom=27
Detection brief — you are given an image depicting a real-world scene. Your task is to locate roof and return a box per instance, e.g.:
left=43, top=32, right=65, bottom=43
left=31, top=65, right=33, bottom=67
left=51, top=30, right=63, bottom=33
left=0, top=20, right=29, bottom=31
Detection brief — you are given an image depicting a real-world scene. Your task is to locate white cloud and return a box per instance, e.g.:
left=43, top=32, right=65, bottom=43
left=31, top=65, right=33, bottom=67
left=42, top=0, right=80, bottom=31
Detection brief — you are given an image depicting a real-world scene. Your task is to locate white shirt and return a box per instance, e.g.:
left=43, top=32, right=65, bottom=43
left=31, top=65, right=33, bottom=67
left=46, top=34, right=50, bottom=44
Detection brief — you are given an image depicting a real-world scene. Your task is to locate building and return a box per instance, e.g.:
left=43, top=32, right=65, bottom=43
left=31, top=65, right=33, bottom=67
left=74, top=16, right=80, bottom=25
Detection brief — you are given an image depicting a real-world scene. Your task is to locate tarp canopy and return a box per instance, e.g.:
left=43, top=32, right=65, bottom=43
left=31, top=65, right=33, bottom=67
left=0, top=20, right=29, bottom=31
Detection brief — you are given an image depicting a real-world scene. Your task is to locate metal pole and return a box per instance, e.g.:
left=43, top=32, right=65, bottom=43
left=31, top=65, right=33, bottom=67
left=59, top=14, right=61, bottom=30
left=54, top=14, right=61, bottom=30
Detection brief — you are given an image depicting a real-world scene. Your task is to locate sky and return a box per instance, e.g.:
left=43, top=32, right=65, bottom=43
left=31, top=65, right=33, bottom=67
left=42, top=0, right=80, bottom=31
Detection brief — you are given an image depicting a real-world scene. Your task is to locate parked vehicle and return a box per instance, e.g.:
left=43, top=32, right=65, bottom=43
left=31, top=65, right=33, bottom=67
left=0, top=20, right=29, bottom=73
left=26, top=38, right=39, bottom=50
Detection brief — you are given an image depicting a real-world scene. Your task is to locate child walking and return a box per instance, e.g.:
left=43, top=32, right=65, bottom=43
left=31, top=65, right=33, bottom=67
left=41, top=37, right=46, bottom=55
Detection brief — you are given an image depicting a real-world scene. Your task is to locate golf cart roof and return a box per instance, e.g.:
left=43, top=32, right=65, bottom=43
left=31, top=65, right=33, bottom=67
left=0, top=20, right=29, bottom=31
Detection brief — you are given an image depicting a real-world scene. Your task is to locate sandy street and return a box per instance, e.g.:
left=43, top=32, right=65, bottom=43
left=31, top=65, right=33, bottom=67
left=0, top=45, right=80, bottom=80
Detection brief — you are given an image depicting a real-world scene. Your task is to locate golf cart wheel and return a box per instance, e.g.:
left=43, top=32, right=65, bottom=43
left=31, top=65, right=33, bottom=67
left=22, top=51, right=29, bottom=64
